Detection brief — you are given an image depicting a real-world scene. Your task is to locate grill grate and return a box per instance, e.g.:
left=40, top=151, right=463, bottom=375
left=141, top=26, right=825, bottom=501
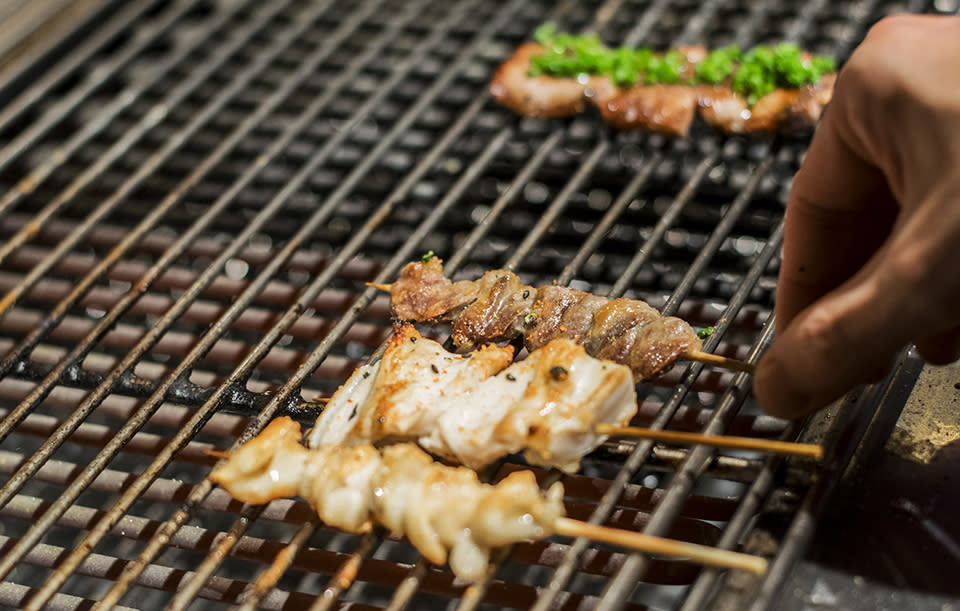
left=0, top=0, right=952, bottom=609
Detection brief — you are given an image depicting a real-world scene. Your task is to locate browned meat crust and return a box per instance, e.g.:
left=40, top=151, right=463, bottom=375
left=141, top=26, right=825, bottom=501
left=489, top=42, right=618, bottom=118
left=388, top=258, right=702, bottom=381
left=598, top=84, right=701, bottom=137
left=490, top=44, right=837, bottom=135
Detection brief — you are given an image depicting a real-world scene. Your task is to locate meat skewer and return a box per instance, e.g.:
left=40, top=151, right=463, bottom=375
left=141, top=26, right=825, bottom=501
left=208, top=417, right=769, bottom=580
left=310, top=324, right=819, bottom=467
left=310, top=323, right=638, bottom=472
left=490, top=26, right=837, bottom=136
left=368, top=256, right=753, bottom=381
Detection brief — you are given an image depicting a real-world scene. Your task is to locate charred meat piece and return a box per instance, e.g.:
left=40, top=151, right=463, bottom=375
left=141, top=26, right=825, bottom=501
left=491, top=34, right=837, bottom=135
left=490, top=42, right=617, bottom=118
left=698, top=70, right=837, bottom=133
left=309, top=324, right=637, bottom=472
left=597, top=83, right=701, bottom=137
left=210, top=417, right=565, bottom=581
left=386, top=257, right=702, bottom=380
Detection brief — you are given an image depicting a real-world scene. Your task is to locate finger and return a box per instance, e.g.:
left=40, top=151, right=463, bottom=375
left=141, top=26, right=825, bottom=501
left=756, top=264, right=909, bottom=419
left=775, top=101, right=898, bottom=332
left=915, top=326, right=960, bottom=366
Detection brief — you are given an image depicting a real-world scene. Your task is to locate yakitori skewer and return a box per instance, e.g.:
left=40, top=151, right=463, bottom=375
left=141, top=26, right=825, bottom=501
left=366, top=257, right=755, bottom=380
left=208, top=418, right=769, bottom=580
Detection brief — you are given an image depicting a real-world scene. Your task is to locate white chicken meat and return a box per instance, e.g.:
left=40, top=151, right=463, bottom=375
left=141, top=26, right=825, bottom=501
left=309, top=323, right=637, bottom=472
left=210, top=417, right=564, bottom=581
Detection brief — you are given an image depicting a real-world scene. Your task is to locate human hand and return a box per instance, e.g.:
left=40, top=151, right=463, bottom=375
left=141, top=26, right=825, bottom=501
left=754, top=14, right=960, bottom=418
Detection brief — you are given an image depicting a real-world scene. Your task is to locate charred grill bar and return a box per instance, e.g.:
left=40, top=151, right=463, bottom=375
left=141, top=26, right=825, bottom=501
left=0, top=0, right=950, bottom=609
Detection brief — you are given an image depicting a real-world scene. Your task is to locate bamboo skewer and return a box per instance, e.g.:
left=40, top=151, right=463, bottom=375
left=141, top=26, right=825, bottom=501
left=365, top=282, right=755, bottom=374
left=596, top=425, right=824, bottom=460
left=554, top=517, right=768, bottom=575
left=684, top=349, right=755, bottom=373
left=206, top=449, right=766, bottom=575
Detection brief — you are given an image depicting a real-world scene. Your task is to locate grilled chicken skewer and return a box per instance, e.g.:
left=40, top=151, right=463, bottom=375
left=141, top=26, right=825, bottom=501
left=310, top=323, right=637, bottom=472
left=312, top=325, right=817, bottom=465
left=209, top=417, right=769, bottom=581
left=370, top=257, right=752, bottom=381
left=491, top=36, right=836, bottom=137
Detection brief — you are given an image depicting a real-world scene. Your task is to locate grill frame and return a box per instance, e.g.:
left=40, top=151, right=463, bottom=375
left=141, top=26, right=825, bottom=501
left=0, top=0, right=949, bottom=609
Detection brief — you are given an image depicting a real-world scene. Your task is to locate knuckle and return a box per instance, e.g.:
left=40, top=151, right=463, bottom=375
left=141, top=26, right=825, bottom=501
left=883, top=246, right=953, bottom=323
left=793, top=305, right=845, bottom=359
left=863, top=14, right=921, bottom=44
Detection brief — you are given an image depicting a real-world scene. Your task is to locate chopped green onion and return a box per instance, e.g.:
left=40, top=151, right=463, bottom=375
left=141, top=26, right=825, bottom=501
left=420, top=250, right=435, bottom=262
left=524, top=25, right=835, bottom=106
left=697, top=326, right=716, bottom=339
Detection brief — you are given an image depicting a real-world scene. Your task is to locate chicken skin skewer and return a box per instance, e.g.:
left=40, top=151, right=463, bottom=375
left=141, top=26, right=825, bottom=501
left=209, top=417, right=769, bottom=581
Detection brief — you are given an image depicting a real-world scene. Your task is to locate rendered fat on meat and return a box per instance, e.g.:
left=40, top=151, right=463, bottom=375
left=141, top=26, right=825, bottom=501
left=309, top=323, right=515, bottom=448
left=310, top=323, right=637, bottom=472
left=210, top=417, right=565, bottom=582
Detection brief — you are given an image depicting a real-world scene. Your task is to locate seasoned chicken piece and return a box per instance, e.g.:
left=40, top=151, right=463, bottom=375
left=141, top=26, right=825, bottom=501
left=597, top=84, right=700, bottom=137
left=388, top=256, right=479, bottom=322
left=490, top=42, right=617, bottom=118
left=310, top=324, right=637, bottom=472
left=490, top=36, right=836, bottom=135
left=592, top=47, right=708, bottom=137
left=309, top=323, right=515, bottom=448
left=374, top=444, right=563, bottom=580
left=208, top=417, right=307, bottom=505
left=387, top=257, right=702, bottom=381
left=210, top=418, right=565, bottom=582
left=698, top=65, right=837, bottom=133
left=449, top=268, right=538, bottom=350
left=211, top=418, right=381, bottom=532
left=487, top=337, right=637, bottom=472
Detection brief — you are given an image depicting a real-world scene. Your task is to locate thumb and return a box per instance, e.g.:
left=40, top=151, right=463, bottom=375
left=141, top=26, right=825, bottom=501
left=754, top=265, right=909, bottom=419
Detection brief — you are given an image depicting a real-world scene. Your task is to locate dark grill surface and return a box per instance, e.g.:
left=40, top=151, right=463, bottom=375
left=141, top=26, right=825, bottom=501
left=0, top=0, right=953, bottom=609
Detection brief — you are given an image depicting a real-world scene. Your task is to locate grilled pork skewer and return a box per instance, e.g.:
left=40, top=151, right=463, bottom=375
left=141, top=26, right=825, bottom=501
left=209, top=417, right=768, bottom=581
left=491, top=38, right=836, bottom=136
left=371, top=257, right=752, bottom=381
left=310, top=323, right=637, bottom=472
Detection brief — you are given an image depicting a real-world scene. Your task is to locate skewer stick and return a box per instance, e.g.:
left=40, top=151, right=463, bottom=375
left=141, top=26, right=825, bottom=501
left=206, top=449, right=233, bottom=460
left=365, top=282, right=755, bottom=375
left=595, top=425, right=824, bottom=460
left=683, top=349, right=755, bottom=373
left=554, top=517, right=767, bottom=575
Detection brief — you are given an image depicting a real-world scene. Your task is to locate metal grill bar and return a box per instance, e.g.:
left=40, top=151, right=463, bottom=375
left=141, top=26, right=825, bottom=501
left=0, top=0, right=298, bottom=279
left=598, top=181, right=782, bottom=606
left=0, top=0, right=179, bottom=175
left=84, top=0, right=543, bottom=604
left=0, top=0, right=348, bottom=510
left=0, top=0, right=250, bottom=225
left=0, top=0, right=937, bottom=609
left=0, top=0, right=355, bottom=428
left=17, top=0, right=497, bottom=606
left=594, top=7, right=888, bottom=604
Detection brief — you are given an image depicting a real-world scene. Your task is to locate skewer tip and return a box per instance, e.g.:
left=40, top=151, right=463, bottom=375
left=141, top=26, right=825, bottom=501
left=366, top=282, right=393, bottom=293
left=206, top=449, right=233, bottom=460
left=595, top=425, right=823, bottom=461
left=683, top=350, right=755, bottom=374
left=553, top=517, right=768, bottom=575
